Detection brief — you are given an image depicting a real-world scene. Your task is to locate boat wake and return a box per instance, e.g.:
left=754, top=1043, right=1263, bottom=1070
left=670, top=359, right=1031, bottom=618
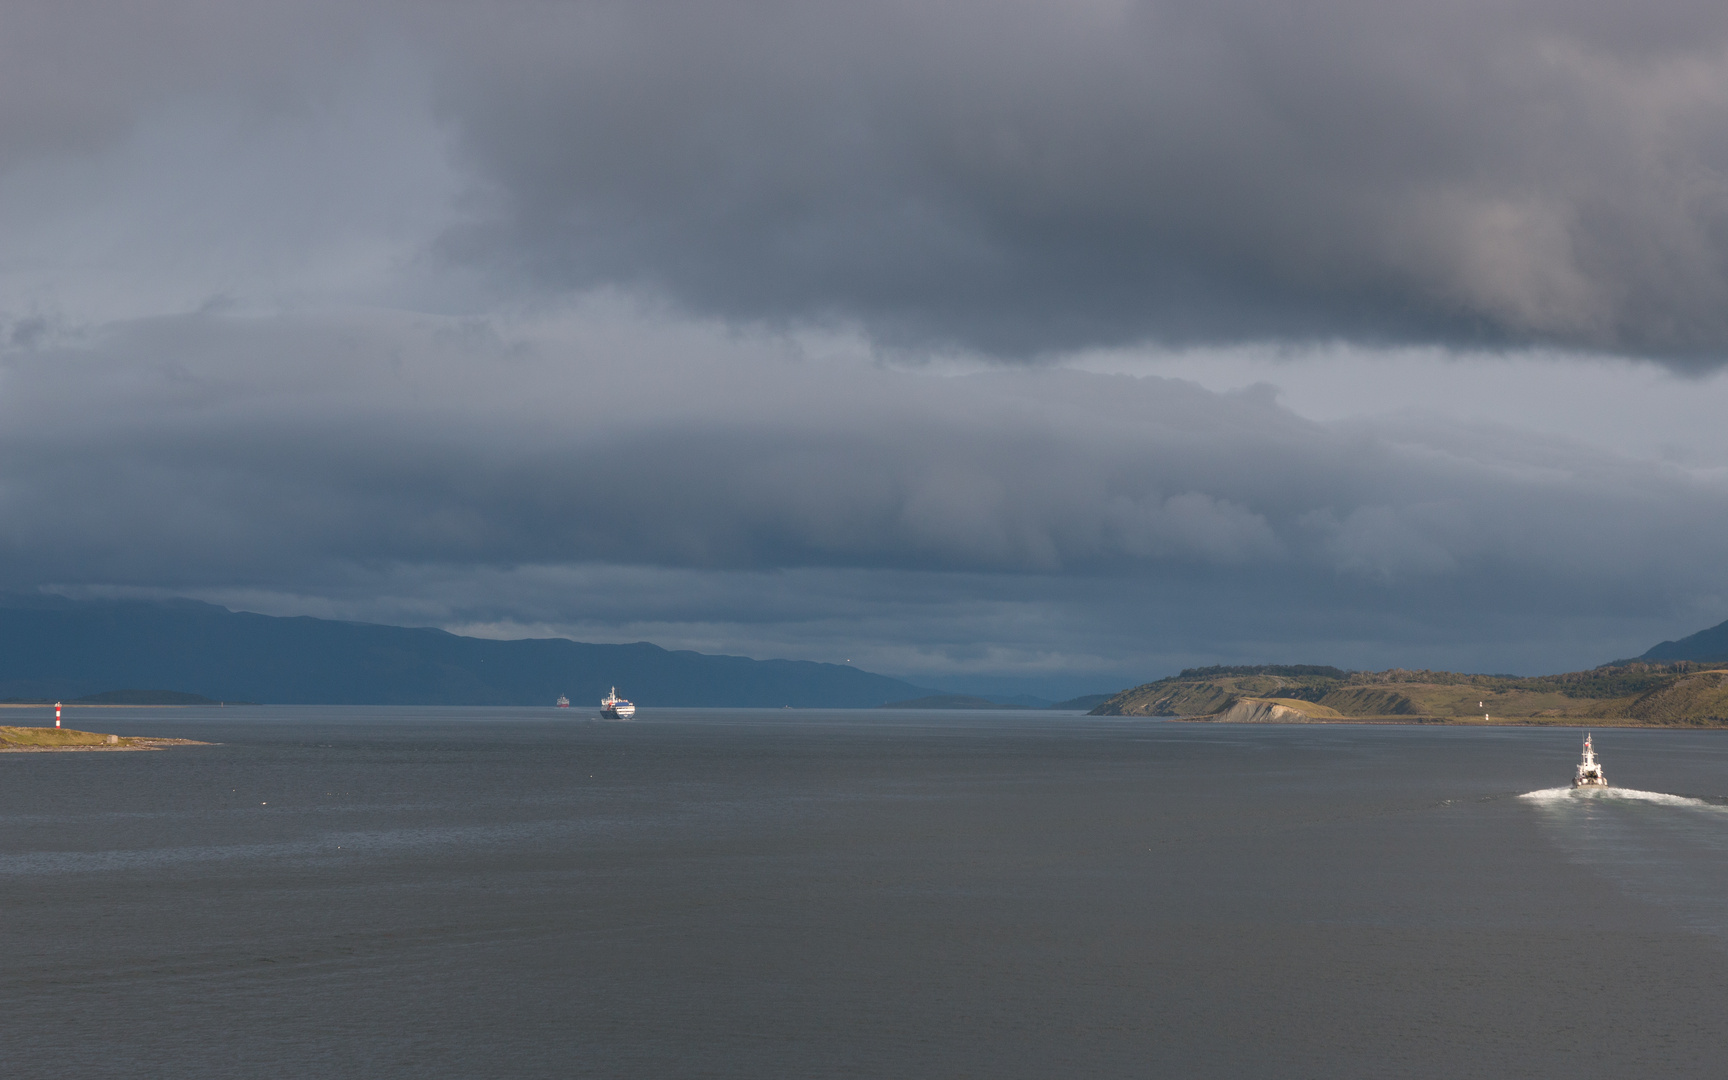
left=1519, top=786, right=1725, bottom=810
left=1522, top=781, right=1728, bottom=938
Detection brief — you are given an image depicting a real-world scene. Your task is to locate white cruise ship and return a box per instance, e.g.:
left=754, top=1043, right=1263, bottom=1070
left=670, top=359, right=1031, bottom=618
left=601, top=688, right=636, bottom=719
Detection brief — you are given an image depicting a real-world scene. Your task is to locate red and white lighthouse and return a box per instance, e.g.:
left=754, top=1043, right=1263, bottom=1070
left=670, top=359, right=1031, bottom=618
left=54, top=701, right=62, bottom=728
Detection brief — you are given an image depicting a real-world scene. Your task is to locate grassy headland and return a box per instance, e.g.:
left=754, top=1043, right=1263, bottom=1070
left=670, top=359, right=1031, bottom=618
left=0, top=725, right=206, bottom=752
left=1091, top=662, right=1728, bottom=726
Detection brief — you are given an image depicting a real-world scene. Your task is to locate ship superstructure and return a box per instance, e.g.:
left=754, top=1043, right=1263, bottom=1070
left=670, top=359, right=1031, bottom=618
left=1573, top=733, right=1607, bottom=788
left=601, top=687, right=636, bottom=719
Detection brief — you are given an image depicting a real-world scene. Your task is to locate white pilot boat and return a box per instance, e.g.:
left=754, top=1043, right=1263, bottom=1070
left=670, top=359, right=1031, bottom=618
left=1573, top=733, right=1607, bottom=788
left=601, top=687, right=636, bottom=719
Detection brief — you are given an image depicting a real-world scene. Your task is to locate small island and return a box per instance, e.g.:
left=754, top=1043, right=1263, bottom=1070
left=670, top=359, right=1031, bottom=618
left=0, top=726, right=206, bottom=752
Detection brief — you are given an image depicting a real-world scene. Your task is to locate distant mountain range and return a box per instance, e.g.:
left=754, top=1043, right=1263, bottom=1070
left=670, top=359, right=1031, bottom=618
left=1640, top=618, right=1728, bottom=663
left=0, top=596, right=933, bottom=707
left=881, top=693, right=1116, bottom=711
left=14, top=592, right=1719, bottom=713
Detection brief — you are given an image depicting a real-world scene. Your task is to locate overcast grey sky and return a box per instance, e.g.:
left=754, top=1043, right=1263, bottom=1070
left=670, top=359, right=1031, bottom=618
left=5, top=1, right=1728, bottom=695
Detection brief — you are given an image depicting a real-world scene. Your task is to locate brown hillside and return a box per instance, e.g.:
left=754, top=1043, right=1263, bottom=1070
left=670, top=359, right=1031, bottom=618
left=1097, top=682, right=1237, bottom=717
left=1090, top=661, right=1728, bottom=725
left=1317, top=687, right=1417, bottom=716
left=1625, top=670, right=1728, bottom=725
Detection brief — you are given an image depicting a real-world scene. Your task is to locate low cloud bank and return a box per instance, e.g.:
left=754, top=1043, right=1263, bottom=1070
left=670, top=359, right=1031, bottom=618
left=4, top=306, right=1724, bottom=680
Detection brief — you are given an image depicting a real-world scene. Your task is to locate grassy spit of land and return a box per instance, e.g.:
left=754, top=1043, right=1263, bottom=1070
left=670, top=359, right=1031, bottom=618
left=1091, top=662, right=1728, bottom=726
left=0, top=726, right=207, bottom=752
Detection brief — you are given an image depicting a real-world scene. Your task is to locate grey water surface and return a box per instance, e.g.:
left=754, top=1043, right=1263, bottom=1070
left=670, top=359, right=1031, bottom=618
left=5, top=708, right=1728, bottom=1078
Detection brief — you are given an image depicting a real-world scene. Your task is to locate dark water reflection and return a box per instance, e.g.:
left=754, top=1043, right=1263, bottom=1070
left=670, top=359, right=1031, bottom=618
left=4, top=708, right=1727, bottom=1078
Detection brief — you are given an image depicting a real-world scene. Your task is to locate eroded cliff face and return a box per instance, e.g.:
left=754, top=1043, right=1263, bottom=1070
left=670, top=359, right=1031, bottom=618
left=1091, top=681, right=1238, bottom=716
left=1210, top=699, right=1323, bottom=723
left=1091, top=690, right=1348, bottom=723
left=1091, top=671, right=1347, bottom=716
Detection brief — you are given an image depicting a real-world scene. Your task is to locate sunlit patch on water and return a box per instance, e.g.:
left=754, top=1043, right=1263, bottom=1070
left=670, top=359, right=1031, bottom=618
left=1521, top=783, right=1728, bottom=938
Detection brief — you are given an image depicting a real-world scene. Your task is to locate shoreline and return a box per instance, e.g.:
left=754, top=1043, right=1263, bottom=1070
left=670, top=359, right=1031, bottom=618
left=0, top=725, right=210, bottom=753
left=1166, top=715, right=1728, bottom=728
left=0, top=738, right=210, bottom=753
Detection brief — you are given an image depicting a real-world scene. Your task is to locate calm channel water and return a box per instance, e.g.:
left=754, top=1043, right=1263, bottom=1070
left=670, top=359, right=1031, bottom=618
left=5, top=707, right=1728, bottom=1078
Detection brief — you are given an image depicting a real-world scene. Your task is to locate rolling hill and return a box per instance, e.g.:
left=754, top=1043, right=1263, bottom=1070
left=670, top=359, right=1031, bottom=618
left=1090, top=661, right=1728, bottom=725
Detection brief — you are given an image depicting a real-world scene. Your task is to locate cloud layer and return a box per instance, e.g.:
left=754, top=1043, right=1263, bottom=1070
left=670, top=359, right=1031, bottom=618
left=5, top=305, right=1726, bottom=686
left=8, top=2, right=1728, bottom=358
left=5, top=3, right=1728, bottom=690
left=423, top=0, right=1728, bottom=358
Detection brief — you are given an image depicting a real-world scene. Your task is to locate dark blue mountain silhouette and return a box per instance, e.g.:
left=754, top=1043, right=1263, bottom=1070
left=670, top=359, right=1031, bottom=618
left=1640, top=618, right=1728, bottom=663
left=0, top=595, right=930, bottom=707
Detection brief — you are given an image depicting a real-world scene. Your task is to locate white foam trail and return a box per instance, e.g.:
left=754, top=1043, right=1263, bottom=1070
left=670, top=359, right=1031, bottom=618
left=1518, top=787, right=1577, bottom=802
left=1519, top=786, right=1723, bottom=811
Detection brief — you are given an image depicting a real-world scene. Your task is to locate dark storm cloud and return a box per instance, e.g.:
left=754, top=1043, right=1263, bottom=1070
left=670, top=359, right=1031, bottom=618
left=10, top=2, right=1728, bottom=359
left=4, top=310, right=1725, bottom=677
left=419, top=0, right=1728, bottom=360
left=6, top=4, right=1728, bottom=682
